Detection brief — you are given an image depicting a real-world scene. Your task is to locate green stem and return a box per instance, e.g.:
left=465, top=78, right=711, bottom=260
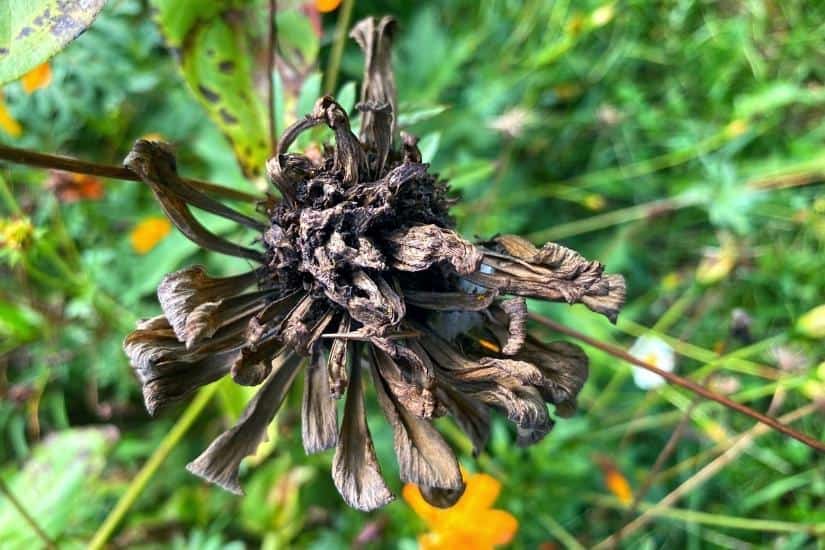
left=527, top=194, right=704, bottom=242
left=585, top=493, right=824, bottom=535
left=540, top=514, right=586, bottom=550
left=323, top=0, right=355, bottom=95
left=88, top=384, right=219, bottom=549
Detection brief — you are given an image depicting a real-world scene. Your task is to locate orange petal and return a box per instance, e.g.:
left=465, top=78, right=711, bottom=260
left=0, top=95, right=22, bottom=137
left=420, top=531, right=496, bottom=550
left=456, top=472, right=501, bottom=512
left=604, top=469, right=633, bottom=506
left=21, top=63, right=53, bottom=94
left=130, top=217, right=172, bottom=254
left=316, top=0, right=342, bottom=13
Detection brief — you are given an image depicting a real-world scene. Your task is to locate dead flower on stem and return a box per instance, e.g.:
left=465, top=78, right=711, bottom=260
left=123, top=16, right=625, bottom=510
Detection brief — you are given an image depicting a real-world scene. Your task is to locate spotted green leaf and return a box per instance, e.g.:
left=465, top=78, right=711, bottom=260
left=151, top=0, right=269, bottom=177
left=0, top=0, right=107, bottom=84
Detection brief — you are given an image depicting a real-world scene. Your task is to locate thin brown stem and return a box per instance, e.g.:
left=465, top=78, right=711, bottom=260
left=0, top=478, right=56, bottom=549
left=528, top=312, right=825, bottom=454
left=267, top=0, right=278, bottom=154
left=0, top=144, right=261, bottom=203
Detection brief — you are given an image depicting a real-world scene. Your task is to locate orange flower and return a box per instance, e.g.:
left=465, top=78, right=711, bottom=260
left=316, top=0, right=342, bottom=13
left=403, top=469, right=518, bottom=550
left=46, top=172, right=104, bottom=203
left=0, top=93, right=22, bottom=137
left=593, top=455, right=633, bottom=506
left=21, top=63, right=53, bottom=94
left=130, top=217, right=172, bottom=254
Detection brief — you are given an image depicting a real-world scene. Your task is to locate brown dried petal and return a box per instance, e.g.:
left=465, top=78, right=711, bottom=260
left=327, top=316, right=352, bottom=399
left=520, top=339, right=588, bottom=415
left=183, top=289, right=272, bottom=349
left=405, top=289, right=497, bottom=311
left=351, top=16, right=398, bottom=159
left=187, top=351, right=302, bottom=494
left=386, top=225, right=483, bottom=275
left=468, top=235, right=625, bottom=322
left=123, top=315, right=240, bottom=415
left=370, top=356, right=462, bottom=491
left=302, top=346, right=338, bottom=454
left=124, top=142, right=264, bottom=261
left=332, top=353, right=395, bottom=511
left=347, top=272, right=405, bottom=330
left=420, top=485, right=466, bottom=509
left=499, top=297, right=527, bottom=355
left=315, top=96, right=367, bottom=185
left=125, top=140, right=265, bottom=230
left=156, top=266, right=260, bottom=345
left=371, top=345, right=437, bottom=419
left=435, top=385, right=490, bottom=457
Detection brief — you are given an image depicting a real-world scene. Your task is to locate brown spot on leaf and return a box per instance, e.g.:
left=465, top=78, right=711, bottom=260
left=198, top=85, right=221, bottom=103
left=219, top=108, right=239, bottom=124
left=218, top=60, right=235, bottom=73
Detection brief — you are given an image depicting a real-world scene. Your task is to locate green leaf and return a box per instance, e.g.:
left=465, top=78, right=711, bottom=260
left=0, top=0, right=107, bottom=84
left=151, top=0, right=269, bottom=177
left=0, top=427, right=117, bottom=546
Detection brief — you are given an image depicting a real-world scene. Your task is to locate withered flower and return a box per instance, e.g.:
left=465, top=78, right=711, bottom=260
left=123, top=16, right=625, bottom=510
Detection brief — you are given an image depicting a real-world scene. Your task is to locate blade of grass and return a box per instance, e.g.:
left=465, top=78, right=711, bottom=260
left=0, top=478, right=56, bottom=549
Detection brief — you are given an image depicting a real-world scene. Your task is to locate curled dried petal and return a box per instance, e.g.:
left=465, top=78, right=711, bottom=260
left=468, top=235, right=625, bottom=322
left=405, top=289, right=497, bottom=311
left=386, top=225, right=482, bottom=275
left=499, top=297, right=527, bottom=355
left=156, top=266, right=260, bottom=345
left=123, top=315, right=240, bottom=415
left=125, top=141, right=264, bottom=261
left=351, top=15, right=397, bottom=163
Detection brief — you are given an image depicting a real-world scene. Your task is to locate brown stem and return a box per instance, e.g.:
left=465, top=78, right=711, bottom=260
left=0, top=478, right=56, bottom=549
left=528, top=312, right=825, bottom=454
left=267, top=0, right=278, bottom=155
left=0, top=144, right=261, bottom=203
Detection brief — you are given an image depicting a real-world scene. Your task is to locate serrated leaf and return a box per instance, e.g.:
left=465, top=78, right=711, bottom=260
left=0, top=0, right=107, bottom=85
left=151, top=0, right=269, bottom=177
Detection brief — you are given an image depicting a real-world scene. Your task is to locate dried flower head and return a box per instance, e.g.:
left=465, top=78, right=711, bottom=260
left=123, top=16, right=625, bottom=510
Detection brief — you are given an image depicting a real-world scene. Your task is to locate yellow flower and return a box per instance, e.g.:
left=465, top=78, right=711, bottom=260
left=403, top=468, right=518, bottom=550
left=0, top=217, right=35, bottom=251
left=0, top=93, right=22, bottom=137
left=582, top=193, right=606, bottom=211
left=130, top=217, right=172, bottom=254
left=797, top=304, right=825, bottom=339
left=21, top=62, right=53, bottom=94
left=316, top=0, right=343, bottom=13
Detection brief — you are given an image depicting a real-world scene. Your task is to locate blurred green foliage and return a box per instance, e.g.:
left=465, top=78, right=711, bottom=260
left=1, top=0, right=824, bottom=548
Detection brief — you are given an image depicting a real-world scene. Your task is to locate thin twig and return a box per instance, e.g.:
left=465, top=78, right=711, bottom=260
left=592, top=402, right=822, bottom=548
left=0, top=478, right=57, bottom=549
left=528, top=312, right=825, bottom=454
left=267, top=0, right=278, bottom=154
left=323, top=0, right=355, bottom=95
left=0, top=143, right=261, bottom=203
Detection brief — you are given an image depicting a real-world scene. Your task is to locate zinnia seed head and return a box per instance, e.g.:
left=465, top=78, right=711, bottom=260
left=122, top=15, right=626, bottom=510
